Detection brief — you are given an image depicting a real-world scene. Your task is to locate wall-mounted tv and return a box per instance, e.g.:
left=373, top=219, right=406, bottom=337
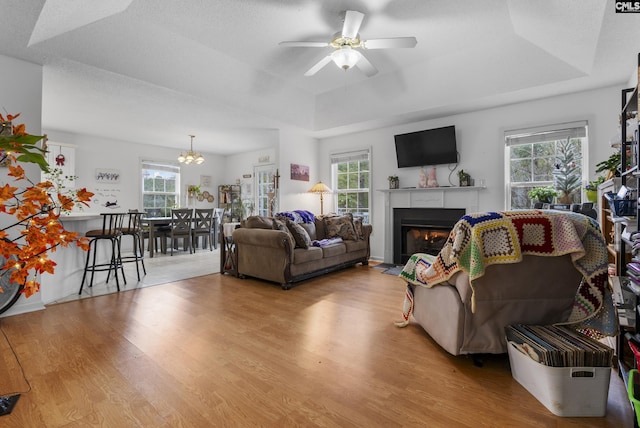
left=394, top=125, right=458, bottom=168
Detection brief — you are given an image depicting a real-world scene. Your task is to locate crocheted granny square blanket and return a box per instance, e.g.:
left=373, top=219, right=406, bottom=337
left=397, top=210, right=616, bottom=337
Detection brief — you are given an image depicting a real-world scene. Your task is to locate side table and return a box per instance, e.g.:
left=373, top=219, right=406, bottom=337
left=220, top=222, right=240, bottom=276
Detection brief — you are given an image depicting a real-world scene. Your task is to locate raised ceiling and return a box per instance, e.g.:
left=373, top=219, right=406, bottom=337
left=0, top=0, right=638, bottom=155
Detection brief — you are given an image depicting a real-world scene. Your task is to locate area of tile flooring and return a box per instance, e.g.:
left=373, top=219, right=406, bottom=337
left=56, top=247, right=221, bottom=304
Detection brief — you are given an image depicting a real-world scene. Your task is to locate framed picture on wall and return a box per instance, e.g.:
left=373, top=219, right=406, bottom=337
left=200, top=174, right=212, bottom=187
left=290, top=163, right=309, bottom=181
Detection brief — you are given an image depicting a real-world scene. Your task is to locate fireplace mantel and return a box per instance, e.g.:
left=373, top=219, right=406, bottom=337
left=378, top=186, right=484, bottom=263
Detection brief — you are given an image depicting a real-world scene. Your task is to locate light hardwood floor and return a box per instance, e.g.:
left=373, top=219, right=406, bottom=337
left=0, top=264, right=634, bottom=427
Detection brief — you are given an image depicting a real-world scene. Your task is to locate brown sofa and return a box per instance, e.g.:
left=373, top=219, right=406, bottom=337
left=232, top=213, right=372, bottom=289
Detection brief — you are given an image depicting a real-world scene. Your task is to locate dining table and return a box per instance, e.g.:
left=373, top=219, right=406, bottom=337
left=141, top=216, right=171, bottom=258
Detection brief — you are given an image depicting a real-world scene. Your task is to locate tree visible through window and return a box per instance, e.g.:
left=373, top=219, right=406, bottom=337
left=331, top=149, right=370, bottom=223
left=505, top=122, right=587, bottom=209
left=141, top=160, right=180, bottom=216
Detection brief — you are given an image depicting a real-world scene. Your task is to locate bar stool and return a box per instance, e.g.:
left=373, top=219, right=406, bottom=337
left=121, top=210, right=147, bottom=281
left=79, top=213, right=126, bottom=294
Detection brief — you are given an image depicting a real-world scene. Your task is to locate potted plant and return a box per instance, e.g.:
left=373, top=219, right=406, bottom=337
left=585, top=176, right=605, bottom=203
left=595, top=152, right=621, bottom=180
left=528, top=186, right=558, bottom=204
left=187, top=184, right=201, bottom=197
left=388, top=175, right=399, bottom=189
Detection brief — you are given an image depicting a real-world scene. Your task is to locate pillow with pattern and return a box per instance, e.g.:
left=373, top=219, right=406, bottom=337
left=273, top=219, right=296, bottom=249
left=353, top=216, right=364, bottom=240
left=324, top=214, right=358, bottom=241
left=286, top=219, right=312, bottom=249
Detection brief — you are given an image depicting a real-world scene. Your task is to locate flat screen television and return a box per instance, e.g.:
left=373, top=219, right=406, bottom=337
left=394, top=125, right=458, bottom=168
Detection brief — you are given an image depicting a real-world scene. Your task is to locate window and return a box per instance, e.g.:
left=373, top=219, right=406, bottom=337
left=254, top=164, right=277, bottom=217
left=505, top=122, right=588, bottom=209
left=331, top=149, right=370, bottom=223
left=141, top=160, right=180, bottom=216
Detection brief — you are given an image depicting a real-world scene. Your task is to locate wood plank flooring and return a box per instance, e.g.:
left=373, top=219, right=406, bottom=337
left=0, top=264, right=634, bottom=427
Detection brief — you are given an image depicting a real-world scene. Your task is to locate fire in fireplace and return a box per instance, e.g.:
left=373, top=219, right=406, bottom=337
left=405, top=227, right=451, bottom=256
left=394, top=208, right=465, bottom=264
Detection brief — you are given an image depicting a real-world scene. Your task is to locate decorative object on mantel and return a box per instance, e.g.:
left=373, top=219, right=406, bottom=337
left=177, top=134, right=204, bottom=165
left=426, top=167, right=438, bottom=188
left=418, top=167, right=427, bottom=188
left=308, top=181, right=332, bottom=215
left=458, top=169, right=471, bottom=187
left=388, top=175, right=399, bottom=189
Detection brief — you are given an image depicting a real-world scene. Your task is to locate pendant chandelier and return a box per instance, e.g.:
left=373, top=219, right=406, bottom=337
left=177, top=134, right=204, bottom=165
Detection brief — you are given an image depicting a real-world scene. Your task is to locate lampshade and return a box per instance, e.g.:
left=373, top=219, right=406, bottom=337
left=331, top=46, right=361, bottom=70
left=178, top=134, right=204, bottom=165
left=308, top=181, right=332, bottom=215
left=308, top=181, right=332, bottom=194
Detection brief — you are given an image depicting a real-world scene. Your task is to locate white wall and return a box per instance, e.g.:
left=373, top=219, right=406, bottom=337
left=317, top=85, right=622, bottom=262
left=43, top=130, right=227, bottom=212
left=0, top=54, right=45, bottom=316
left=277, top=127, right=319, bottom=214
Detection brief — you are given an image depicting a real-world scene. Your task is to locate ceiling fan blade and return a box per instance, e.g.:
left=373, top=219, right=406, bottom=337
left=342, top=10, right=364, bottom=39
left=304, top=55, right=332, bottom=76
left=363, top=37, right=417, bottom=49
left=356, top=53, right=378, bottom=77
left=279, top=41, right=330, bottom=48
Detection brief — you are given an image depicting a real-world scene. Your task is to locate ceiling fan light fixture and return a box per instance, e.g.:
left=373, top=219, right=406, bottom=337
left=331, top=46, right=361, bottom=70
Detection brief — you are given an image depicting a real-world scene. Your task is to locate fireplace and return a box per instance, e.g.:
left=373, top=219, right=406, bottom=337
left=393, top=208, right=465, bottom=264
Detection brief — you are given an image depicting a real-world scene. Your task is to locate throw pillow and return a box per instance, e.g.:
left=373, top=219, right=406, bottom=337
left=286, top=219, right=312, bottom=249
left=353, top=216, right=364, bottom=240
left=243, top=215, right=273, bottom=229
left=324, top=214, right=358, bottom=241
left=273, top=219, right=296, bottom=249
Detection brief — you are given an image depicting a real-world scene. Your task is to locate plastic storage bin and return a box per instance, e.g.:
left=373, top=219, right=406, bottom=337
left=628, top=369, right=640, bottom=427
left=507, top=342, right=611, bottom=417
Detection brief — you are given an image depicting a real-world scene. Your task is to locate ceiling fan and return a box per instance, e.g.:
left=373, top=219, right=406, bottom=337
left=279, top=10, right=417, bottom=77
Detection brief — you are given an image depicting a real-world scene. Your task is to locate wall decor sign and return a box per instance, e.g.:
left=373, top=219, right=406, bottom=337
left=290, top=163, right=309, bottom=181
left=200, top=174, right=212, bottom=187
left=95, top=168, right=121, bottom=183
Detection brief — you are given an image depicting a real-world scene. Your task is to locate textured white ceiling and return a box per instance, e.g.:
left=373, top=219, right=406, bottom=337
left=0, top=0, right=638, bottom=155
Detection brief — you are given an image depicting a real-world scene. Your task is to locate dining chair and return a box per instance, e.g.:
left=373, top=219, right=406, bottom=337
left=166, top=208, right=193, bottom=255
left=191, top=208, right=215, bottom=251
left=144, top=208, right=170, bottom=254
left=79, top=212, right=126, bottom=294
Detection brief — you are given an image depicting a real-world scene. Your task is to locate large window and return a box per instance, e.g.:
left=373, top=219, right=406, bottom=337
left=505, top=122, right=588, bottom=209
left=331, top=149, right=370, bottom=223
left=141, top=160, right=180, bottom=216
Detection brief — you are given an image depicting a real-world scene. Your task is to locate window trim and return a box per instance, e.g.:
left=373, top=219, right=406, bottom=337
left=330, top=147, right=371, bottom=223
left=504, top=121, right=589, bottom=209
left=140, top=159, right=181, bottom=215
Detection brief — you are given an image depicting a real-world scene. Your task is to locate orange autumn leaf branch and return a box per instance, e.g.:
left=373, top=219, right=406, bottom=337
left=0, top=113, right=94, bottom=297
